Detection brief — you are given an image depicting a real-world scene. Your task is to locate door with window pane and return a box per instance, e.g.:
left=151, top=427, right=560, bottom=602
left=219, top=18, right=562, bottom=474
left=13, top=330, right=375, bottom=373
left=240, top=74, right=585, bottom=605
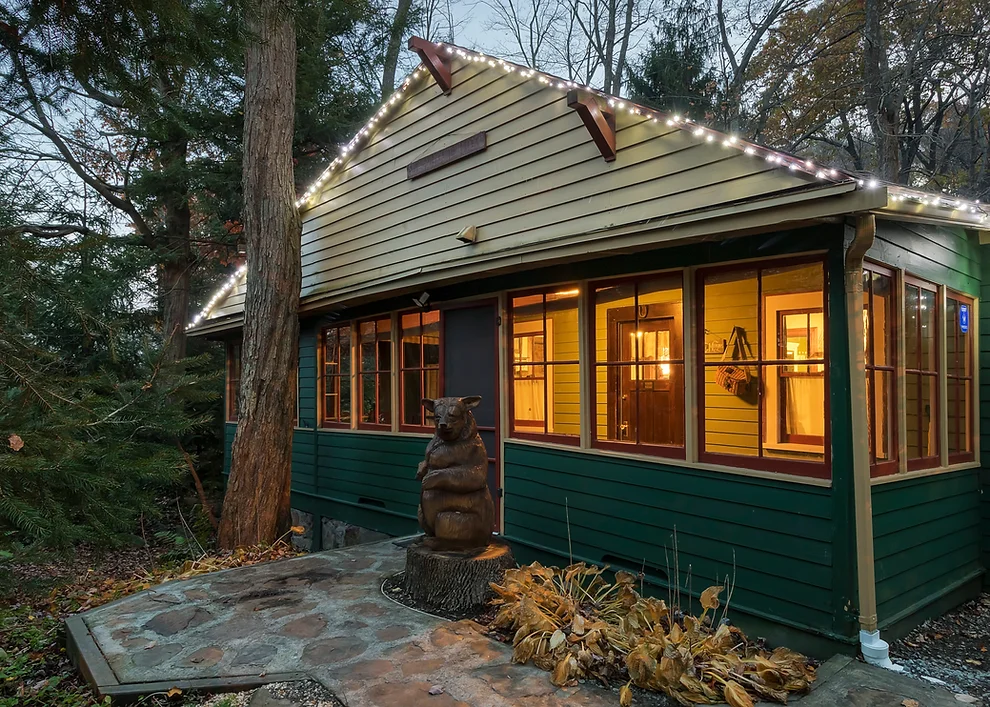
left=608, top=303, right=683, bottom=446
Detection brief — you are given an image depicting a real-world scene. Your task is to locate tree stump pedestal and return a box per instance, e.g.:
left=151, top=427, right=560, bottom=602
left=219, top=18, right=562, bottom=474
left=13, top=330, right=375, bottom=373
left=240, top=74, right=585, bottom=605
left=403, top=539, right=515, bottom=614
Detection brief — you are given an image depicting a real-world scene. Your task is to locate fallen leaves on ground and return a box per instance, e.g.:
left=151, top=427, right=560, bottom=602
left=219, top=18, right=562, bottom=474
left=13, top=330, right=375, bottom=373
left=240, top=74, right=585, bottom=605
left=1, top=540, right=301, bottom=705
left=58, top=541, right=302, bottom=614
left=490, top=562, right=816, bottom=706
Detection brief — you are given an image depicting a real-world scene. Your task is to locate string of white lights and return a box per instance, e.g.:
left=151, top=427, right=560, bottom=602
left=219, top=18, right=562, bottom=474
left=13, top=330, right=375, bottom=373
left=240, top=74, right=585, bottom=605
left=186, top=264, right=247, bottom=330
left=189, top=40, right=987, bottom=329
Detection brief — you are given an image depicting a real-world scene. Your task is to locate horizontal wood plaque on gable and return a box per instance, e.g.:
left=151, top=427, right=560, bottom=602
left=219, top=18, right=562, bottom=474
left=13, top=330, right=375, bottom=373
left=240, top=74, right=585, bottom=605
left=407, top=132, right=487, bottom=179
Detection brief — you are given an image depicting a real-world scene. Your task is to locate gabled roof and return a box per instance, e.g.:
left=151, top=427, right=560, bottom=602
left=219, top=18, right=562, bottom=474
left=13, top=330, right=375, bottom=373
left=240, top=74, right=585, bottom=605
left=188, top=38, right=988, bottom=333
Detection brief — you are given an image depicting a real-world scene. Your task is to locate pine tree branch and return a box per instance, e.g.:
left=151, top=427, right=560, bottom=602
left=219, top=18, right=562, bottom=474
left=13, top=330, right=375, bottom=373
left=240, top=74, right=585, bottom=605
left=0, top=224, right=96, bottom=239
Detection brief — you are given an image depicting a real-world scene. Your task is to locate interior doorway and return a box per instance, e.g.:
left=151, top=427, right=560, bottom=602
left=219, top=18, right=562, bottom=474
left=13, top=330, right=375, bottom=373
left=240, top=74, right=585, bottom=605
left=607, top=302, right=684, bottom=446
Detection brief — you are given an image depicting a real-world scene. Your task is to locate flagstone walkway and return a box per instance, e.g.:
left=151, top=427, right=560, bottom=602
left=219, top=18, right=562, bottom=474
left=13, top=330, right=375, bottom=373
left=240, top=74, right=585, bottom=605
left=67, top=539, right=980, bottom=706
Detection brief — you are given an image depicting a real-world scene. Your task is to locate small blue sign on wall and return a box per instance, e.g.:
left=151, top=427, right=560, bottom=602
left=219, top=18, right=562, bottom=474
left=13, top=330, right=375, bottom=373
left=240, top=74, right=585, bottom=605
left=960, top=303, right=969, bottom=333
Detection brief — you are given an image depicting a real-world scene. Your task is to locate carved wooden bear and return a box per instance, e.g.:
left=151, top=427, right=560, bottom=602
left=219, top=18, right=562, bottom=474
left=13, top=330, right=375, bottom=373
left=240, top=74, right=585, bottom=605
left=416, top=396, right=495, bottom=551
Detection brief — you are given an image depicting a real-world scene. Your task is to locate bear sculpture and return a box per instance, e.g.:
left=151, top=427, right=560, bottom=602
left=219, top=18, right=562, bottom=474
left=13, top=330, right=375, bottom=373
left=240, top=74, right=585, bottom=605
left=416, top=396, right=495, bottom=551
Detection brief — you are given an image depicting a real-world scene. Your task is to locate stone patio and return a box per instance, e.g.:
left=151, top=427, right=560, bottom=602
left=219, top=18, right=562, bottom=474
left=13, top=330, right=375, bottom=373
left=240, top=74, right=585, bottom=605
left=67, top=538, right=982, bottom=706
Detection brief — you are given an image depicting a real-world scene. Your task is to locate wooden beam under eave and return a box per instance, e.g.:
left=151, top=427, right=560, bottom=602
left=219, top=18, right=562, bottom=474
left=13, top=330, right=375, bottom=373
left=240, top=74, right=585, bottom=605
left=408, top=36, right=452, bottom=94
left=566, top=90, right=616, bottom=162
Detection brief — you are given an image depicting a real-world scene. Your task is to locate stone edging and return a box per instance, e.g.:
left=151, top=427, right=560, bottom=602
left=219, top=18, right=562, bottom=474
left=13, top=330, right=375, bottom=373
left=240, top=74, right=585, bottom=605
left=65, top=614, right=309, bottom=701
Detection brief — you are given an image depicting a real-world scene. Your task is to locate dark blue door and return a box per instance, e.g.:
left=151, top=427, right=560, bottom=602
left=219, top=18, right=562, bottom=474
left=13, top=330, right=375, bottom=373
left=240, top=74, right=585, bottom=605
left=442, top=301, right=500, bottom=529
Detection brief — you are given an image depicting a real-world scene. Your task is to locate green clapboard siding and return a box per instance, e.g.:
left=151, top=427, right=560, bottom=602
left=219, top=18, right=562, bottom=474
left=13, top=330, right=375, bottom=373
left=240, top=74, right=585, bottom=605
left=980, top=243, right=990, bottom=586
left=872, top=470, right=983, bottom=626
left=309, top=430, right=424, bottom=533
left=868, top=220, right=980, bottom=296
left=298, top=323, right=318, bottom=429
left=502, top=442, right=836, bottom=638
left=221, top=424, right=423, bottom=537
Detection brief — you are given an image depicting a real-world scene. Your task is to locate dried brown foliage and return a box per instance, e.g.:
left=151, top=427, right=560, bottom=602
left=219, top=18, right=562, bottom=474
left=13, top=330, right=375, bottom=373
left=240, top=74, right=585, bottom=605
left=490, top=562, right=815, bottom=705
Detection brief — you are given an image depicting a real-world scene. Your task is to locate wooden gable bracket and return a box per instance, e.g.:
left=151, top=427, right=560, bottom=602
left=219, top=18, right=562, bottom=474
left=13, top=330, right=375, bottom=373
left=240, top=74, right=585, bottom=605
left=566, top=90, right=616, bottom=162
left=408, top=37, right=452, bottom=95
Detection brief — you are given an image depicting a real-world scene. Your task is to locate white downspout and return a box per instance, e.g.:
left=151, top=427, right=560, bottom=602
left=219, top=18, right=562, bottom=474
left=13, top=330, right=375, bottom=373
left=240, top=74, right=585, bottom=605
left=845, top=213, right=903, bottom=671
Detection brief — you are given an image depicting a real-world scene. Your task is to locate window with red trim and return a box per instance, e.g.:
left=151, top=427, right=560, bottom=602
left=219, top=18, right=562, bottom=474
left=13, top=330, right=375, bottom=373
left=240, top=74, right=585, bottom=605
left=946, top=292, right=974, bottom=462
left=904, top=278, right=939, bottom=469
left=593, top=275, right=684, bottom=454
left=226, top=341, right=241, bottom=422
left=863, top=265, right=897, bottom=475
left=510, top=288, right=580, bottom=442
left=359, top=317, right=392, bottom=428
left=700, top=260, right=828, bottom=476
left=400, top=311, right=440, bottom=429
left=321, top=324, right=352, bottom=427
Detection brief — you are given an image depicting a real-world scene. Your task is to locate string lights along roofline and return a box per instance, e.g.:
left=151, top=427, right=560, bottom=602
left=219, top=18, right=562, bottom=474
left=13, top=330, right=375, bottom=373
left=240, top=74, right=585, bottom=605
left=189, top=38, right=988, bottom=330
left=295, top=39, right=987, bottom=220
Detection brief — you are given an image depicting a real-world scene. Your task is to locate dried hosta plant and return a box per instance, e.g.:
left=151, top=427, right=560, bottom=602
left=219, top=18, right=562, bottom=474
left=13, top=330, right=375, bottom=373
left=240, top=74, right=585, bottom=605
left=490, top=563, right=815, bottom=706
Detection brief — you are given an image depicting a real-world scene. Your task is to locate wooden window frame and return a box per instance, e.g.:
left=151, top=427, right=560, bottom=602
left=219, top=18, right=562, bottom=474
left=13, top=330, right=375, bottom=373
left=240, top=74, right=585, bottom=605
left=904, top=275, right=940, bottom=471
left=863, top=262, right=898, bottom=477
left=589, top=274, right=686, bottom=459
left=226, top=340, right=241, bottom=422
left=776, top=307, right=826, bottom=446
left=357, top=316, right=393, bottom=431
left=508, top=287, right=581, bottom=446
left=697, top=256, right=831, bottom=480
left=319, top=323, right=352, bottom=429
left=399, top=309, right=442, bottom=432
left=946, top=290, right=975, bottom=464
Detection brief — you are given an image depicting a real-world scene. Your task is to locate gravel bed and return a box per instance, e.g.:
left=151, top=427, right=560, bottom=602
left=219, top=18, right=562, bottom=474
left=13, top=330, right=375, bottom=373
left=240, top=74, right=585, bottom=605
left=889, top=592, right=990, bottom=703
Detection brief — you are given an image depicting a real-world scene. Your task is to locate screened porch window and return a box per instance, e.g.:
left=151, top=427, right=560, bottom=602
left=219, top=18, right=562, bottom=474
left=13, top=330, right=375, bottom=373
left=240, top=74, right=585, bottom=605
left=400, top=311, right=440, bottom=429
left=946, top=292, right=974, bottom=462
left=359, top=317, right=392, bottom=428
left=593, top=275, right=684, bottom=454
left=226, top=341, right=241, bottom=422
left=321, top=324, right=352, bottom=427
left=905, top=278, right=939, bottom=469
left=863, top=265, right=897, bottom=475
left=510, top=288, right=580, bottom=441
left=700, top=260, right=828, bottom=477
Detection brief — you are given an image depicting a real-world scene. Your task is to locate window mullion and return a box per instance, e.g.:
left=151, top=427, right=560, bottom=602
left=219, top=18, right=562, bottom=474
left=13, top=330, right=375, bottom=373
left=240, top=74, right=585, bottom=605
left=756, top=268, right=764, bottom=459
left=938, top=287, right=948, bottom=467
left=896, top=272, right=908, bottom=473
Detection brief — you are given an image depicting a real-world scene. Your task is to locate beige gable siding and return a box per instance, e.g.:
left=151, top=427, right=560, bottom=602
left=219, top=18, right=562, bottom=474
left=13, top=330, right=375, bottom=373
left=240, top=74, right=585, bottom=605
left=298, top=58, right=820, bottom=304
left=208, top=274, right=247, bottom=321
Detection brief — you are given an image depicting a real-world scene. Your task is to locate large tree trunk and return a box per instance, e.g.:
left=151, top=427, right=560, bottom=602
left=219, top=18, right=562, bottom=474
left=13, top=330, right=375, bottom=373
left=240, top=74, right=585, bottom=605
left=863, top=0, right=899, bottom=181
left=218, top=0, right=301, bottom=549
left=381, top=0, right=413, bottom=99
left=161, top=259, right=190, bottom=361
left=160, top=136, right=192, bottom=362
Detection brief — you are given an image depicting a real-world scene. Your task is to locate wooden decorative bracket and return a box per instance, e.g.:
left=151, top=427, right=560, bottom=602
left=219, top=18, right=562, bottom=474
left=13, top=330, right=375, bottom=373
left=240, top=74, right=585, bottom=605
left=408, top=37, right=452, bottom=95
left=566, top=90, right=616, bottom=162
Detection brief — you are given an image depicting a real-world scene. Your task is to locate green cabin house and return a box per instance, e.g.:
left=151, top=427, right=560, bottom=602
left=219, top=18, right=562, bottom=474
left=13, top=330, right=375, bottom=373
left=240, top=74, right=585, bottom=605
left=188, top=38, right=990, bottom=663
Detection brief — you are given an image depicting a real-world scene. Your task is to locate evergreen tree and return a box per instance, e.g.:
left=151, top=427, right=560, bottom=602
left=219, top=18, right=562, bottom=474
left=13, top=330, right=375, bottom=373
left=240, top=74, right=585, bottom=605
left=0, top=206, right=218, bottom=546
left=0, top=0, right=245, bottom=361
left=625, top=0, right=719, bottom=120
